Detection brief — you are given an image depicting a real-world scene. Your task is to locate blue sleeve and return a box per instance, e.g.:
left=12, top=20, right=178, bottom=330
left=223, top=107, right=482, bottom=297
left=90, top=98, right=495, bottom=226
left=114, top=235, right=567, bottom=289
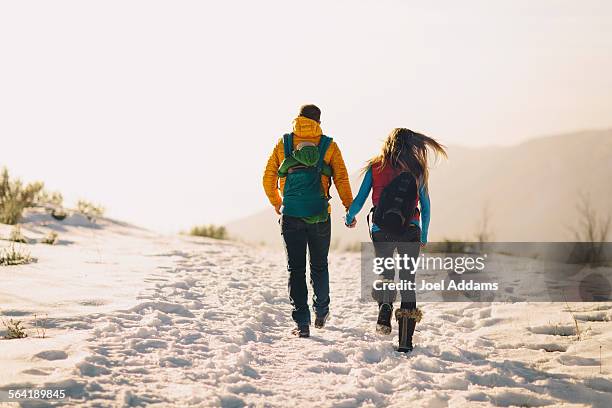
left=419, top=184, right=431, bottom=243
left=345, top=167, right=372, bottom=224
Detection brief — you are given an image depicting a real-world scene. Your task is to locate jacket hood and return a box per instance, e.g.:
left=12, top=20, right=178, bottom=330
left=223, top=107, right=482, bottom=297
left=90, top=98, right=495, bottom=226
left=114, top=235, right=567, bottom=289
left=293, top=116, right=322, bottom=139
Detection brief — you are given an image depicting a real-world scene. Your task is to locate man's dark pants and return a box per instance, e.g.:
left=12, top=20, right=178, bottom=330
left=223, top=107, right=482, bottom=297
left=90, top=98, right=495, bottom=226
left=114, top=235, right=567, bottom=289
left=281, top=215, right=331, bottom=326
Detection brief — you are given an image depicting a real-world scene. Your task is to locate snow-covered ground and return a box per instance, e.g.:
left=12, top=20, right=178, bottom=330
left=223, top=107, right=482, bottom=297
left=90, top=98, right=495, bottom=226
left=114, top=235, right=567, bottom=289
left=1, top=210, right=611, bottom=407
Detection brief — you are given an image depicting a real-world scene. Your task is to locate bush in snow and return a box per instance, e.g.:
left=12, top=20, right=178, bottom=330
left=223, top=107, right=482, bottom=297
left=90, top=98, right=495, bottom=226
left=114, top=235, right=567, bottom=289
left=41, top=231, right=59, bottom=245
left=34, top=313, right=48, bottom=338
left=189, top=224, right=227, bottom=240
left=426, top=240, right=469, bottom=254
left=475, top=202, right=495, bottom=243
left=2, top=318, right=28, bottom=339
left=77, top=199, right=105, bottom=222
left=0, top=244, right=33, bottom=266
left=343, top=241, right=361, bottom=252
left=0, top=167, right=45, bottom=225
left=50, top=208, right=68, bottom=221
left=569, top=195, right=611, bottom=265
left=38, top=190, right=64, bottom=207
left=8, top=225, right=27, bottom=243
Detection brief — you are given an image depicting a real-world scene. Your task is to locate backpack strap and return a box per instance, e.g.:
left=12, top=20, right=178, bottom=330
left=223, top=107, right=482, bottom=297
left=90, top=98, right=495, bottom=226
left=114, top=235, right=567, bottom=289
left=283, top=133, right=294, bottom=157
left=317, top=135, right=332, bottom=171
left=367, top=207, right=374, bottom=241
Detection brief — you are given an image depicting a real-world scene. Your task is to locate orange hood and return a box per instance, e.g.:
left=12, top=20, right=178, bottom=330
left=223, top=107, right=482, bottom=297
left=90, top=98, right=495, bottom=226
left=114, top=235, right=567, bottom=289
left=292, top=116, right=322, bottom=140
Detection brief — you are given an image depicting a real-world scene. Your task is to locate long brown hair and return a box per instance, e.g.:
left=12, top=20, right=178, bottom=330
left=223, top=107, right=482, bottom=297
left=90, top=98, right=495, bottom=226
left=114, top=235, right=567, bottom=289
left=365, top=128, right=447, bottom=188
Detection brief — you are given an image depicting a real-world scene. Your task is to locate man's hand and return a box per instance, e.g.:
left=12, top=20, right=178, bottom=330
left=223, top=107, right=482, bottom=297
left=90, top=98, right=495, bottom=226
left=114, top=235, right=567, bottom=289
left=274, top=203, right=282, bottom=215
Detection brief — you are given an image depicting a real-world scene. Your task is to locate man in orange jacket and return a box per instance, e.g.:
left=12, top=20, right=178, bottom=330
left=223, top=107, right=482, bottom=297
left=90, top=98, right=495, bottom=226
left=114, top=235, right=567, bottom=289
left=263, top=104, right=354, bottom=337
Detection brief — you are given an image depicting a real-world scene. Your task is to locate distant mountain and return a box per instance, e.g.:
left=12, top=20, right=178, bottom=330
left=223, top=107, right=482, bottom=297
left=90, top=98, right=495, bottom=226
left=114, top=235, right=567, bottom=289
left=227, top=129, right=612, bottom=247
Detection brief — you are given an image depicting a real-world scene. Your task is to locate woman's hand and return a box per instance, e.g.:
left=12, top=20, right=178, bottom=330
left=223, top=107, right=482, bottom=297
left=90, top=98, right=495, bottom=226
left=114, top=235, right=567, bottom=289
left=344, top=215, right=357, bottom=228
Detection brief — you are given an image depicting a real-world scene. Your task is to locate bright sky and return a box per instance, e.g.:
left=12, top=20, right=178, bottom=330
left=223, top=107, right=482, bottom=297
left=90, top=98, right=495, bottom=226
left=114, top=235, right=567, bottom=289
left=1, top=1, right=611, bottom=231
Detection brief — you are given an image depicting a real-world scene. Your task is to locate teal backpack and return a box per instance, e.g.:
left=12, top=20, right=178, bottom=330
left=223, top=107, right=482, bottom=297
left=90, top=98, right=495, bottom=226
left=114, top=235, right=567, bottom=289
left=281, top=133, right=332, bottom=217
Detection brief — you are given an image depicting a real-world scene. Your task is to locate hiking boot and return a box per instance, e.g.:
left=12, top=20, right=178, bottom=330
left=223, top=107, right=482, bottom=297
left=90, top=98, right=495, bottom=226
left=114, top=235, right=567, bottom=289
left=291, top=324, right=310, bottom=338
left=376, top=303, right=393, bottom=335
left=314, top=312, right=329, bottom=329
left=396, top=308, right=422, bottom=353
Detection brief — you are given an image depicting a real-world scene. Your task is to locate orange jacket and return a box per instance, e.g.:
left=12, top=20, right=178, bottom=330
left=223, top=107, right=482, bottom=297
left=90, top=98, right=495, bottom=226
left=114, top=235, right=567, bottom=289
left=263, top=116, right=353, bottom=211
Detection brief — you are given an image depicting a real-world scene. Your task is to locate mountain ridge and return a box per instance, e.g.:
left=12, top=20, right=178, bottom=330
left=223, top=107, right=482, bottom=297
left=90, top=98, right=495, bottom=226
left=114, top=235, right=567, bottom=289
left=228, top=129, right=612, bottom=247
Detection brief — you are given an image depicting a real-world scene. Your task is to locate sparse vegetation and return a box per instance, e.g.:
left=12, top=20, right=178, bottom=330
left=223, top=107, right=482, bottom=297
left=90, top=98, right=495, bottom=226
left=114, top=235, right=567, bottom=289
left=343, top=242, right=361, bottom=252
left=41, top=231, right=59, bottom=245
left=426, top=239, right=469, bottom=254
left=475, top=202, right=494, bottom=243
left=50, top=208, right=68, bottom=221
left=0, top=167, right=44, bottom=225
left=0, top=244, right=33, bottom=266
left=77, top=199, right=105, bottom=222
left=189, top=225, right=227, bottom=240
left=330, top=237, right=340, bottom=252
left=2, top=318, right=28, bottom=339
left=569, top=195, right=611, bottom=265
left=564, top=300, right=583, bottom=341
left=9, top=225, right=27, bottom=243
left=41, top=193, right=68, bottom=220
left=34, top=313, right=47, bottom=338
left=37, top=191, right=64, bottom=207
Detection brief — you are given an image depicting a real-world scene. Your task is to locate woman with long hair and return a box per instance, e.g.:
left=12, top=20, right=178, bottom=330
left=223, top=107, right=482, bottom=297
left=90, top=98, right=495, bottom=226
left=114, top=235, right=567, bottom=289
left=345, top=128, right=447, bottom=352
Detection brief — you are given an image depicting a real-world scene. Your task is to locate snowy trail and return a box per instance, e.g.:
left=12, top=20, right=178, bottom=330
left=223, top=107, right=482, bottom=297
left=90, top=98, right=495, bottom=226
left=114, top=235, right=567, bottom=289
left=1, top=214, right=611, bottom=407
left=19, top=240, right=608, bottom=407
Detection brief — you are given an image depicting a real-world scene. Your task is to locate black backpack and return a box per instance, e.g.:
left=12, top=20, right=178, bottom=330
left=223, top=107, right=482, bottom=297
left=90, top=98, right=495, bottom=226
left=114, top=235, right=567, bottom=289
left=372, top=172, right=418, bottom=234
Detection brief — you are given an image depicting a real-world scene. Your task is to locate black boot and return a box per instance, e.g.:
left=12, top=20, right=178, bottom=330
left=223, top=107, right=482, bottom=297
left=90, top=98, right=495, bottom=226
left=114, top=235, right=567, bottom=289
left=376, top=303, right=393, bottom=335
left=395, top=308, right=422, bottom=353
left=291, top=324, right=310, bottom=338
left=314, top=312, right=329, bottom=329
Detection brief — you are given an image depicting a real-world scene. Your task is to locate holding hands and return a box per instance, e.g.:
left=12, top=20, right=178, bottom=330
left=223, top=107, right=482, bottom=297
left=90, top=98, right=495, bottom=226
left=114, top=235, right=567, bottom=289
left=344, top=214, right=357, bottom=228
